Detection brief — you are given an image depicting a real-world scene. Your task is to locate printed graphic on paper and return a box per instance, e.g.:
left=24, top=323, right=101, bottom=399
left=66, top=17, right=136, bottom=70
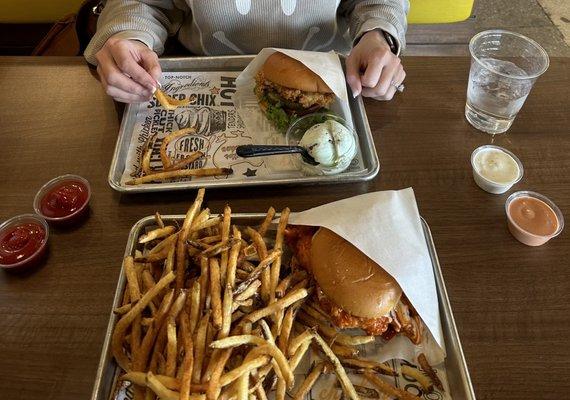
left=120, top=71, right=365, bottom=186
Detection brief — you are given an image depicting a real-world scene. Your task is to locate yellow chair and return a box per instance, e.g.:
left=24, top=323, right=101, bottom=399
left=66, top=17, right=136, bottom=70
left=1, top=0, right=85, bottom=23
left=408, top=0, right=475, bottom=24
left=1, top=0, right=475, bottom=24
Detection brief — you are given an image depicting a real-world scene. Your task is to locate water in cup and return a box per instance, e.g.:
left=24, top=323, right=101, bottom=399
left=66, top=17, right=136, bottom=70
left=466, top=58, right=532, bottom=134
left=465, top=30, right=549, bottom=135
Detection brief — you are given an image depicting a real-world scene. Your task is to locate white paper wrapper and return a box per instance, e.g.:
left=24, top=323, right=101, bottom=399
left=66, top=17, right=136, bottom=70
left=233, top=48, right=365, bottom=174
left=287, top=188, right=447, bottom=364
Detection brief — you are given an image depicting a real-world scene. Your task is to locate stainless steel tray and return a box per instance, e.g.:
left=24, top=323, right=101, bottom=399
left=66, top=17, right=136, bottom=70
left=91, top=215, right=475, bottom=400
left=108, top=55, right=379, bottom=193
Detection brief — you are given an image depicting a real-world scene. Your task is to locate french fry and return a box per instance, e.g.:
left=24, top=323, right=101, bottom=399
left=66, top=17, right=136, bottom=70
left=135, top=248, right=170, bottom=263
left=154, top=89, right=191, bottom=111
left=234, top=280, right=261, bottom=302
left=331, top=343, right=359, bottom=358
left=146, top=372, right=188, bottom=400
left=363, top=370, right=421, bottom=400
left=209, top=334, right=266, bottom=349
left=165, top=245, right=176, bottom=275
left=257, top=207, right=275, bottom=237
left=134, top=289, right=175, bottom=371
left=220, top=205, right=231, bottom=287
left=166, top=321, right=177, bottom=376
left=311, top=331, right=359, bottom=400
left=192, top=216, right=222, bottom=233
left=234, top=250, right=281, bottom=296
left=126, top=168, right=233, bottom=185
left=245, top=227, right=269, bottom=302
left=287, top=328, right=314, bottom=357
left=226, top=226, right=242, bottom=290
left=246, top=344, right=294, bottom=389
left=180, top=335, right=195, bottom=399
left=163, top=151, right=204, bottom=172
left=113, top=303, right=132, bottom=315
left=139, top=226, right=176, bottom=244
left=220, top=285, right=233, bottom=339
left=148, top=232, right=179, bottom=255
left=401, top=365, right=433, bottom=392
left=154, top=212, right=165, bottom=229
left=278, top=304, right=298, bottom=356
left=160, top=128, right=196, bottom=168
left=219, top=355, right=269, bottom=387
left=270, top=208, right=289, bottom=302
left=297, top=311, right=374, bottom=346
left=188, top=281, right=201, bottom=336
left=124, top=256, right=141, bottom=302
left=206, top=348, right=233, bottom=400
left=142, top=146, right=153, bottom=176
left=341, top=358, right=397, bottom=376
left=199, top=257, right=209, bottom=316
left=353, top=384, right=381, bottom=399
left=121, top=372, right=180, bottom=390
left=289, top=339, right=311, bottom=371
left=418, top=353, right=444, bottom=391
left=244, top=287, right=308, bottom=324
left=275, top=270, right=307, bottom=298
left=209, top=258, right=223, bottom=329
left=192, top=311, right=210, bottom=384
left=112, top=271, right=175, bottom=371
left=293, top=362, right=325, bottom=400
left=258, top=319, right=274, bottom=344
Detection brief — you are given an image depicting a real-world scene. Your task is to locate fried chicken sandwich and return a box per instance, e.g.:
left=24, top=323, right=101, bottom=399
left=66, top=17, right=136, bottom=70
left=254, top=52, right=335, bottom=131
left=285, top=225, right=422, bottom=344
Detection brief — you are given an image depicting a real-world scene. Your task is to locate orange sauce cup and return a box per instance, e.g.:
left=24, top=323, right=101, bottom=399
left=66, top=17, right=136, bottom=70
left=505, top=191, right=564, bottom=246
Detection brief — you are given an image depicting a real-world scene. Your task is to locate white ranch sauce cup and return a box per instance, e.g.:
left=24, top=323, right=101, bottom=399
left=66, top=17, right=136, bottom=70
left=470, top=145, right=523, bottom=194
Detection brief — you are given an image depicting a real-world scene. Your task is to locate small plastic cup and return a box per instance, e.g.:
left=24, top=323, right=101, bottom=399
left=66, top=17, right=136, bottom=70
left=505, top=191, right=564, bottom=246
left=285, top=113, right=358, bottom=175
left=471, top=145, right=523, bottom=194
left=0, top=214, right=49, bottom=271
left=33, top=174, right=91, bottom=226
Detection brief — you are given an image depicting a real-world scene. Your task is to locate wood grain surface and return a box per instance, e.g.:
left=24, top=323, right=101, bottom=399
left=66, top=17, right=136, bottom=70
left=0, top=56, right=568, bottom=400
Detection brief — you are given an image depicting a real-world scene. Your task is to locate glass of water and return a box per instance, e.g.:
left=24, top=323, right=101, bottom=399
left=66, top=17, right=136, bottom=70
left=466, top=30, right=549, bottom=135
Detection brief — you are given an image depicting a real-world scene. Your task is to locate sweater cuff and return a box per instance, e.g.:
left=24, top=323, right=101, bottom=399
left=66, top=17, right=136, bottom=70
left=353, top=19, right=403, bottom=56
left=109, top=30, right=155, bottom=50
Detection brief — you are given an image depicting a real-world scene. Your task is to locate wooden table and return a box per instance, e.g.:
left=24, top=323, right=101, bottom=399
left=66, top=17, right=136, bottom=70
left=0, top=56, right=568, bottom=400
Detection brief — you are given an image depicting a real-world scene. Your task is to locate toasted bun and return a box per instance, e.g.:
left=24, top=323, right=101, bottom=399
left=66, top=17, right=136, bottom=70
left=310, top=228, right=402, bottom=319
left=262, top=52, right=333, bottom=94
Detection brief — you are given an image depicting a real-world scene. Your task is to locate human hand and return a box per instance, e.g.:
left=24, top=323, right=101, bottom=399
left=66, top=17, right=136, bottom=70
left=95, top=37, right=162, bottom=103
left=346, top=30, right=405, bottom=100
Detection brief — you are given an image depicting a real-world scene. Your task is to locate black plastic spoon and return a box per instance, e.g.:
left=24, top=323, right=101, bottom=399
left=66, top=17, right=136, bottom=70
left=236, top=145, right=319, bottom=165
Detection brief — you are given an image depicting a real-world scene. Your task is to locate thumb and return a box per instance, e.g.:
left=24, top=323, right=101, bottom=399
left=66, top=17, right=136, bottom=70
left=345, top=54, right=362, bottom=98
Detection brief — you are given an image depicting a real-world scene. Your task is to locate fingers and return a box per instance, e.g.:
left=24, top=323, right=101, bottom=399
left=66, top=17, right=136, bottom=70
left=97, top=50, right=153, bottom=98
left=99, top=66, right=153, bottom=104
left=360, top=55, right=384, bottom=89
left=345, top=54, right=363, bottom=98
left=362, top=63, right=405, bottom=100
left=140, top=50, right=162, bottom=85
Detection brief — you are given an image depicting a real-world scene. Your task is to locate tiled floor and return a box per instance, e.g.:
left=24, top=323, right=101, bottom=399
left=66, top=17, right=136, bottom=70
left=406, top=0, right=570, bottom=56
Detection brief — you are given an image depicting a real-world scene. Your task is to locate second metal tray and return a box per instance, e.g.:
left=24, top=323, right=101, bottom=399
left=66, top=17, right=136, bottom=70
left=90, top=214, right=475, bottom=400
left=108, top=55, right=380, bottom=193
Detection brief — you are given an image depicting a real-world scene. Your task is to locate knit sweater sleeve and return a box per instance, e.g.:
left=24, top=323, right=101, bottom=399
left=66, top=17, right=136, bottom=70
left=83, top=0, right=186, bottom=65
left=340, top=0, right=410, bottom=55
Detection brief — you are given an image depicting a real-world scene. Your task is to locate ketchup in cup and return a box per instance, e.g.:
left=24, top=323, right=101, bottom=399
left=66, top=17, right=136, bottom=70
left=34, top=175, right=91, bottom=225
left=0, top=214, right=49, bottom=270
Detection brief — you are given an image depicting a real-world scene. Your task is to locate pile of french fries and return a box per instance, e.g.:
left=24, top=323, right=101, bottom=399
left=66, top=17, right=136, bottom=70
left=112, top=189, right=443, bottom=399
left=127, top=90, right=233, bottom=185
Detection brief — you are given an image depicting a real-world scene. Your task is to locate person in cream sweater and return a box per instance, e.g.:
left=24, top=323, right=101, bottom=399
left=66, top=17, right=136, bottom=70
left=85, top=0, right=409, bottom=103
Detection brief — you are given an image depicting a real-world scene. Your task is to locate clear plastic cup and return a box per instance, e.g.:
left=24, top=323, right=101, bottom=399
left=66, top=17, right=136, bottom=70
left=285, top=113, right=358, bottom=175
left=466, top=30, right=549, bottom=135
left=470, top=145, right=523, bottom=194
left=0, top=214, right=49, bottom=270
left=33, top=174, right=91, bottom=225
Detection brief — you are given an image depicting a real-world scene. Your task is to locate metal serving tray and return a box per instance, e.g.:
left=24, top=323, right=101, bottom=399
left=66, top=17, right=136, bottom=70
left=91, top=215, right=475, bottom=400
left=108, top=56, right=379, bottom=193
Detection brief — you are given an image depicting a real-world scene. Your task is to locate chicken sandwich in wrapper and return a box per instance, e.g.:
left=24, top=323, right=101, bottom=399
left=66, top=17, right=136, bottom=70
left=254, top=52, right=335, bottom=131
left=285, top=226, right=423, bottom=344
